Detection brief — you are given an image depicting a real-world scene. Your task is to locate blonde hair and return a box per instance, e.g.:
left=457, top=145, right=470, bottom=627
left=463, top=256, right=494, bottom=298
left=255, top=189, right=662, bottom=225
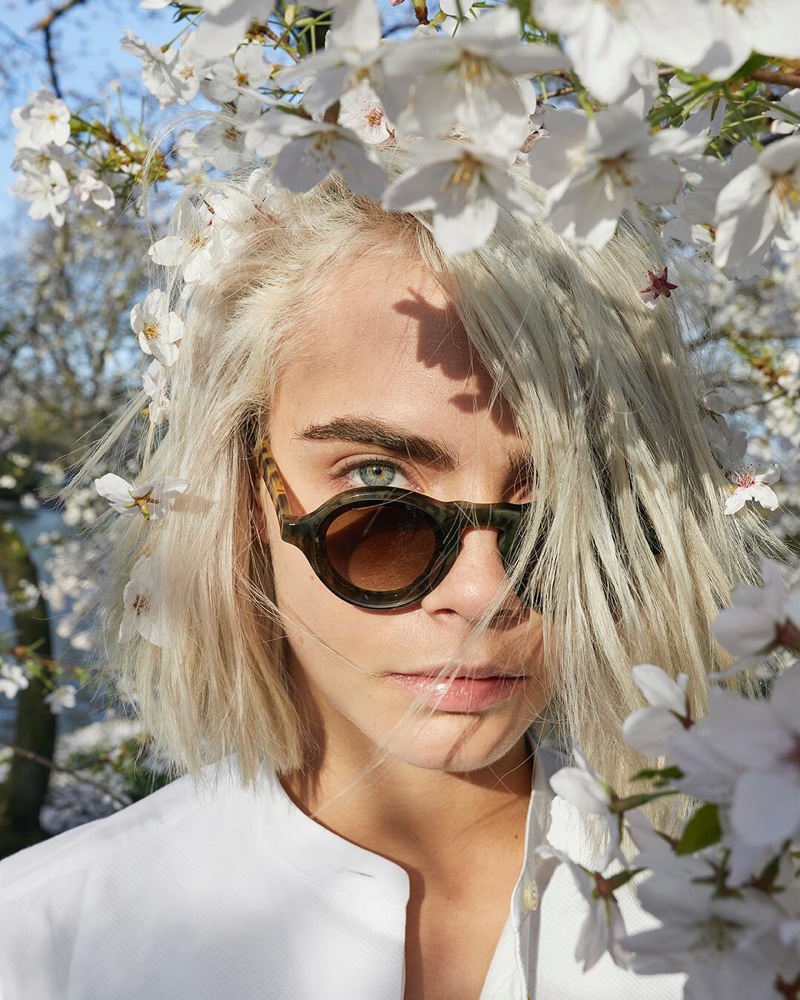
left=87, top=151, right=771, bottom=795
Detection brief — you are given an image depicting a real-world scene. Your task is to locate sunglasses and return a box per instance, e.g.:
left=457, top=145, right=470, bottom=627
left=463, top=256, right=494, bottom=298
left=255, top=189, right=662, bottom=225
left=259, top=439, right=539, bottom=610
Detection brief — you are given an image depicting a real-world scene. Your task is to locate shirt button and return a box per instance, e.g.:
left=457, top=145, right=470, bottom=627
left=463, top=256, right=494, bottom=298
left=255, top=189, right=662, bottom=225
left=521, top=877, right=539, bottom=912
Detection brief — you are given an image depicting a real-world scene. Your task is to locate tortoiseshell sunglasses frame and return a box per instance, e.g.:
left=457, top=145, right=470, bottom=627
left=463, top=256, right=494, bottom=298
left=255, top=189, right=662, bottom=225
left=258, top=438, right=536, bottom=610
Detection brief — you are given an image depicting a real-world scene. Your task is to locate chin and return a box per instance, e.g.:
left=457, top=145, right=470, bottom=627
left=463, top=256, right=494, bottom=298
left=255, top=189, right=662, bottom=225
left=377, top=712, right=533, bottom=774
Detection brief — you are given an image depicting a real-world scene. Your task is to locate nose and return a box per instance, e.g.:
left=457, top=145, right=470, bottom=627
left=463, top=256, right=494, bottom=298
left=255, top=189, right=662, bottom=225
left=420, top=526, right=518, bottom=622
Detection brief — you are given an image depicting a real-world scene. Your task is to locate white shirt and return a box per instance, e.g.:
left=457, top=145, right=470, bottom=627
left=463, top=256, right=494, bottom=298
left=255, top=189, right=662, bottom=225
left=0, top=751, right=683, bottom=999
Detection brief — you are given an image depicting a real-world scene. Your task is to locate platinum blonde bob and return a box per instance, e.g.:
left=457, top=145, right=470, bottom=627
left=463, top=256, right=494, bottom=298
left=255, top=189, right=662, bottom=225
left=90, top=150, right=769, bottom=796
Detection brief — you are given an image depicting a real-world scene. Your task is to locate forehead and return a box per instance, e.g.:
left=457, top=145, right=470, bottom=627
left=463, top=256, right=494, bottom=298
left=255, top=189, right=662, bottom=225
left=271, top=255, right=520, bottom=453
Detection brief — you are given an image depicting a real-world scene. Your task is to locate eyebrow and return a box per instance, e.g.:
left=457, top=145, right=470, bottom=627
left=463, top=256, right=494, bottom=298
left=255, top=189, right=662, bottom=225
left=297, top=416, right=533, bottom=489
left=297, top=417, right=458, bottom=470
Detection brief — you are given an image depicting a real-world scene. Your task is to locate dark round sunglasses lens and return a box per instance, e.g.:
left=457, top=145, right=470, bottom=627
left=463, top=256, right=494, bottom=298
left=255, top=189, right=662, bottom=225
left=325, top=502, right=437, bottom=593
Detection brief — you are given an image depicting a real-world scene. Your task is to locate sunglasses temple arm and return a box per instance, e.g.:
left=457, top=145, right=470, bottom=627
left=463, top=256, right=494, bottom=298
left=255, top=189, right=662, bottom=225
left=260, top=439, right=293, bottom=522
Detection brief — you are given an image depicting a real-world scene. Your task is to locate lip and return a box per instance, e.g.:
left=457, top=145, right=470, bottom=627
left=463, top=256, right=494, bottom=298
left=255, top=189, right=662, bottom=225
left=385, top=669, right=526, bottom=712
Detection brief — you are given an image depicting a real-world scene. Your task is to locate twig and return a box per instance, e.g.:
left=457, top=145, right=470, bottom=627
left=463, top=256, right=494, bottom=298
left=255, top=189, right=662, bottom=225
left=1, top=743, right=130, bottom=810
left=42, top=23, right=63, bottom=98
left=752, top=68, right=800, bottom=89
left=31, top=0, right=91, bottom=99
left=31, top=0, right=88, bottom=33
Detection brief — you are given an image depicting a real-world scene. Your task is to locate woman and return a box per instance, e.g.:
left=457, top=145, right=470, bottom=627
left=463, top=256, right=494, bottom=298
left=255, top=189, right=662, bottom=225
left=0, top=162, right=760, bottom=999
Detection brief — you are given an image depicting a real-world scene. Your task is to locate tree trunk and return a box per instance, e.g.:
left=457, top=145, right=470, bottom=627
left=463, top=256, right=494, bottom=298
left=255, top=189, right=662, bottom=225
left=0, top=521, right=56, bottom=857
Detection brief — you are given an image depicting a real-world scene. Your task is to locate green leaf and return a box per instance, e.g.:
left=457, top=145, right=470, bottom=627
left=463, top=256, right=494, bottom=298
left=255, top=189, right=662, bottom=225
left=631, top=765, right=684, bottom=783
left=734, top=52, right=772, bottom=79
left=675, top=803, right=722, bottom=855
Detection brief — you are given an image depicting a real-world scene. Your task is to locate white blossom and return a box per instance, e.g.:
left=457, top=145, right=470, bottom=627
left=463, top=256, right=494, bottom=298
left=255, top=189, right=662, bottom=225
left=531, top=107, right=702, bottom=249
left=624, top=864, right=786, bottom=1000
left=714, top=136, right=800, bottom=277
left=691, top=0, right=800, bottom=81
left=11, top=89, right=71, bottom=150
left=533, top=0, right=712, bottom=104
left=0, top=662, right=30, bottom=700
left=44, top=685, right=77, bottom=714
left=121, top=29, right=200, bottom=107
left=142, top=360, right=171, bottom=424
left=711, top=559, right=800, bottom=673
left=130, top=289, right=185, bottom=366
left=537, top=845, right=632, bottom=971
left=204, top=42, right=271, bottom=105
left=194, top=95, right=261, bottom=171
left=724, top=465, right=780, bottom=515
left=72, top=169, right=115, bottom=212
left=94, top=473, right=189, bottom=522
left=548, top=747, right=622, bottom=867
left=275, top=0, right=384, bottom=117
left=193, top=0, right=276, bottom=60
left=381, top=6, right=564, bottom=154
left=120, top=555, right=161, bottom=645
left=338, top=82, right=395, bottom=148
left=148, top=201, right=228, bottom=285
left=769, top=89, right=800, bottom=137
left=623, top=664, right=690, bottom=757
left=383, top=140, right=533, bottom=255
left=245, top=112, right=386, bottom=199
left=12, top=156, right=72, bottom=226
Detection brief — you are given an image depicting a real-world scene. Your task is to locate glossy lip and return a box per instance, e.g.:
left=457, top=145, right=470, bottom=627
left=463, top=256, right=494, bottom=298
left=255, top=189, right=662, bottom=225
left=385, top=668, right=527, bottom=712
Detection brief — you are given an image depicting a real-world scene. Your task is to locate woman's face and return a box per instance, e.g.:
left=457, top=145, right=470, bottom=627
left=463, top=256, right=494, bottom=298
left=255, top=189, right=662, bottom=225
left=262, top=254, right=550, bottom=775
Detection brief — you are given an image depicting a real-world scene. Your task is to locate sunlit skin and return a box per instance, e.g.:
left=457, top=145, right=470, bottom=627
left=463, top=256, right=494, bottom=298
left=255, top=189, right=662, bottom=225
left=259, top=255, right=551, bottom=1000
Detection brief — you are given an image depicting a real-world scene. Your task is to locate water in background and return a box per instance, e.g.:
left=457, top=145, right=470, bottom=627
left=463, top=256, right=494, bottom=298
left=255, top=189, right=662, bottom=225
left=0, top=506, right=108, bottom=746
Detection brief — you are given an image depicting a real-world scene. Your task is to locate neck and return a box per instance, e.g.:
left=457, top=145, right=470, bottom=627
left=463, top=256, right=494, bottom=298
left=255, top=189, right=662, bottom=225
left=283, top=736, right=533, bottom=884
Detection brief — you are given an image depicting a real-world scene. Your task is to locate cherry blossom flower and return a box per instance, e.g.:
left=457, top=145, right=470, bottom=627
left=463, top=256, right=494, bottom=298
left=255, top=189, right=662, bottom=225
left=712, top=560, right=800, bottom=674
left=531, top=107, right=702, bottom=250
left=72, top=169, right=115, bottom=212
left=94, top=473, right=189, bottom=522
left=690, top=0, right=800, bottom=81
left=383, top=140, right=533, bottom=255
left=338, top=83, right=395, bottom=148
left=724, top=465, right=780, bottom=515
left=533, top=0, right=712, bottom=104
left=130, top=289, right=185, bottom=366
left=275, top=0, right=385, bottom=117
left=44, top=685, right=77, bottom=714
left=120, top=555, right=161, bottom=645
left=142, top=360, right=171, bottom=424
left=204, top=43, right=271, bottom=105
left=623, top=664, right=690, bottom=757
left=0, top=662, right=30, bottom=700
left=537, top=845, right=632, bottom=971
left=638, top=267, right=678, bottom=309
left=244, top=113, right=386, bottom=199
left=624, top=864, right=787, bottom=1000
left=121, top=30, right=200, bottom=107
left=381, top=6, right=564, bottom=154
left=148, top=201, right=228, bottom=285
left=194, top=95, right=261, bottom=171
left=714, top=136, right=800, bottom=277
left=193, top=0, right=276, bottom=60
left=12, top=155, right=72, bottom=226
left=548, top=747, right=623, bottom=867
left=11, top=89, right=71, bottom=150
left=769, top=89, right=800, bottom=137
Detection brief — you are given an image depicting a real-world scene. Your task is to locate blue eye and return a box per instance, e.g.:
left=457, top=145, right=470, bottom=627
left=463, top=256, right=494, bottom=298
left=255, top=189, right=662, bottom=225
left=356, top=464, right=398, bottom=488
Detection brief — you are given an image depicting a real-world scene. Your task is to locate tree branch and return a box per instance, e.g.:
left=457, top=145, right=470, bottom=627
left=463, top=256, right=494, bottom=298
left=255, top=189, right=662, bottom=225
left=752, top=68, right=800, bottom=89
left=31, top=0, right=88, bottom=33
left=31, top=0, right=90, bottom=100
left=1, top=743, right=131, bottom=810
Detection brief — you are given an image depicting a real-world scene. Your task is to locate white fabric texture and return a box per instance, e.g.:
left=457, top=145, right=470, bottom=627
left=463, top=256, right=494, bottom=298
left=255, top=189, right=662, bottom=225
left=0, top=751, right=683, bottom=999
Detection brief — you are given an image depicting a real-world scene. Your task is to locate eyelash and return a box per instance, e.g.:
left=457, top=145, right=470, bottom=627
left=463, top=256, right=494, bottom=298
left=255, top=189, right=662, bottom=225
left=334, top=457, right=414, bottom=490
